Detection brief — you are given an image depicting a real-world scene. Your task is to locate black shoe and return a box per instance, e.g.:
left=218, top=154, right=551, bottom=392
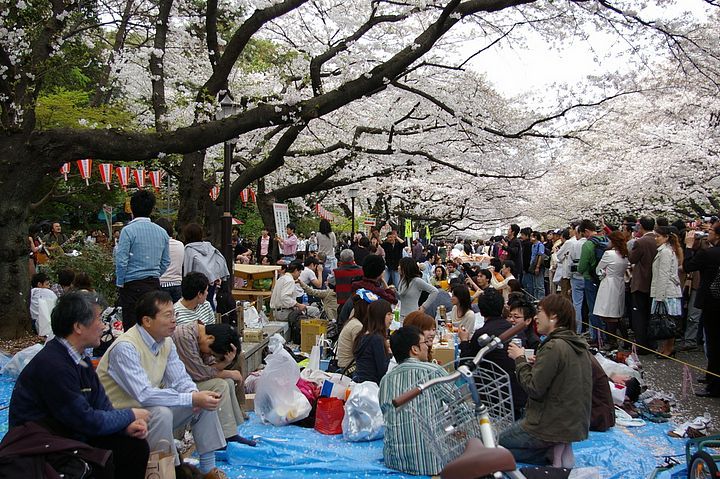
left=694, top=390, right=720, bottom=398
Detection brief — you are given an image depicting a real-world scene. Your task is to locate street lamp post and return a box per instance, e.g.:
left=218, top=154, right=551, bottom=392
left=348, top=187, right=359, bottom=238
left=217, top=91, right=238, bottom=274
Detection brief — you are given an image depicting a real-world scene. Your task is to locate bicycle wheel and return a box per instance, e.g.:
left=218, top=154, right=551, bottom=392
left=689, top=451, right=719, bottom=479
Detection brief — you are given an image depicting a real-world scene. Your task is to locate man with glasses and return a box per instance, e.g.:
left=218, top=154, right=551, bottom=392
left=379, top=325, right=448, bottom=476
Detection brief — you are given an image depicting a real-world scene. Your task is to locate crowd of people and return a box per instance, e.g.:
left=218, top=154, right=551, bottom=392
left=10, top=189, right=720, bottom=477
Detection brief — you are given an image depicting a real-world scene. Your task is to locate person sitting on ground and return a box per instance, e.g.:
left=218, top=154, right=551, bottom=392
left=299, top=275, right=339, bottom=321
left=7, top=292, right=150, bottom=479
left=589, top=354, right=615, bottom=432
left=466, top=269, right=493, bottom=301
left=500, top=294, right=592, bottom=467
left=403, top=311, right=437, bottom=362
left=50, top=268, right=75, bottom=298
left=332, top=249, right=364, bottom=308
left=506, top=293, right=540, bottom=349
left=175, top=272, right=216, bottom=325
left=97, top=291, right=227, bottom=479
left=72, top=271, right=94, bottom=291
left=172, top=322, right=255, bottom=447
left=449, top=285, right=475, bottom=332
left=459, top=288, right=527, bottom=418
left=353, top=299, right=393, bottom=384
left=269, top=261, right=320, bottom=321
left=430, top=265, right=447, bottom=289
left=29, top=272, right=57, bottom=336
left=337, top=254, right=398, bottom=330
left=379, top=325, right=451, bottom=475
left=335, top=290, right=374, bottom=369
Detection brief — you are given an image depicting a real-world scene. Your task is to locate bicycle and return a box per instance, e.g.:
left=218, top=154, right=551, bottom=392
left=392, top=322, right=527, bottom=479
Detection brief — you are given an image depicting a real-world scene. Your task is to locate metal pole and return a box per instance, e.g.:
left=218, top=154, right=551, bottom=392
left=222, top=141, right=233, bottom=274
left=351, top=196, right=356, bottom=238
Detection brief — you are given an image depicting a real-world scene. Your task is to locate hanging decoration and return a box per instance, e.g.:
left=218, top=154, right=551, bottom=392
left=60, top=163, right=71, bottom=181
left=315, top=203, right=335, bottom=221
left=98, top=163, right=113, bottom=190
left=209, top=185, right=220, bottom=201
left=116, top=166, right=130, bottom=190
left=76, top=159, right=92, bottom=186
left=240, top=187, right=257, bottom=204
left=148, top=170, right=162, bottom=191
left=133, top=168, right=145, bottom=189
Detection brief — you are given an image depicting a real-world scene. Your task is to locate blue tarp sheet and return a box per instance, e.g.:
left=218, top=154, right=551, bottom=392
left=0, top=372, right=693, bottom=478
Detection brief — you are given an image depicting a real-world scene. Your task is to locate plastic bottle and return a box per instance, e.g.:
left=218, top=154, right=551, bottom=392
left=302, top=293, right=308, bottom=305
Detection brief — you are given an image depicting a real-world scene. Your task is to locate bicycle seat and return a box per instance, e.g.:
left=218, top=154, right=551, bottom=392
left=441, top=438, right=516, bottom=479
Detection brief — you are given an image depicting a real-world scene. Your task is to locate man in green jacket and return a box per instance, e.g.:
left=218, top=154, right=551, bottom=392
left=576, top=219, right=606, bottom=345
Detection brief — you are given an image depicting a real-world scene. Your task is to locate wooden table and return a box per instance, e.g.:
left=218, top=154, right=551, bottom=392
left=231, top=264, right=281, bottom=312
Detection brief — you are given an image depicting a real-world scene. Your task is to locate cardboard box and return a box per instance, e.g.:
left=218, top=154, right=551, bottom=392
left=433, top=345, right=456, bottom=371
left=243, top=328, right=264, bottom=343
left=244, top=393, right=255, bottom=411
left=300, top=318, right=327, bottom=353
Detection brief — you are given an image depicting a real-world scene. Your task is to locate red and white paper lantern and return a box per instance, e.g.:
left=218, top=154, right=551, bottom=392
left=148, top=170, right=162, bottom=191
left=76, top=159, right=92, bottom=186
left=209, top=185, right=221, bottom=202
left=116, top=166, right=130, bottom=190
left=133, top=168, right=145, bottom=189
left=98, top=163, right=113, bottom=190
left=60, top=163, right=71, bottom=181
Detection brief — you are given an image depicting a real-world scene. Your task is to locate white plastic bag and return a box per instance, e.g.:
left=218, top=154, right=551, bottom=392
left=342, top=381, right=384, bottom=442
left=267, top=333, right=285, bottom=354
left=254, top=346, right=311, bottom=426
left=593, top=352, right=641, bottom=381
left=308, top=345, right=321, bottom=371
left=1, top=344, right=43, bottom=378
left=36, top=295, right=57, bottom=338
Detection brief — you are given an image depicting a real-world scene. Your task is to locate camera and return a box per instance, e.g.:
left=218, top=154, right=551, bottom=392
left=695, top=231, right=709, bottom=239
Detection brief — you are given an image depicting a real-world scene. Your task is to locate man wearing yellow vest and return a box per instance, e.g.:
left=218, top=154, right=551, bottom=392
left=97, top=291, right=227, bottom=479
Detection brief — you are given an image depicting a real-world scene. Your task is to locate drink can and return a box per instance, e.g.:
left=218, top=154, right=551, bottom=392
left=438, top=305, right=446, bottom=320
left=511, top=338, right=523, bottom=348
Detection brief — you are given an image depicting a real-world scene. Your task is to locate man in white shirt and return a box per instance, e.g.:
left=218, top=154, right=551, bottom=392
left=174, top=272, right=215, bottom=325
left=554, top=228, right=576, bottom=299
left=568, top=223, right=587, bottom=334
left=29, top=272, right=57, bottom=337
left=270, top=262, right=320, bottom=321
left=156, top=218, right=184, bottom=302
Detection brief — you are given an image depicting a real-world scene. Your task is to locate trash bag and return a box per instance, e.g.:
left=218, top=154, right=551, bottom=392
left=1, top=344, right=43, bottom=379
left=254, top=346, right=311, bottom=426
left=342, top=381, right=384, bottom=442
left=315, top=397, right=345, bottom=435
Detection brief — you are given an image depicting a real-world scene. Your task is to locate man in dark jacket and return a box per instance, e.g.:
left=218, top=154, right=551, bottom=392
left=7, top=292, right=150, bottom=479
left=503, top=224, right=524, bottom=279
left=628, top=216, right=657, bottom=354
left=381, top=228, right=406, bottom=287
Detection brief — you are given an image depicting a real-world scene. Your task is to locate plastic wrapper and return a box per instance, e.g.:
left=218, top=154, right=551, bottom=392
left=254, top=346, right=311, bottom=426
left=267, top=333, right=285, bottom=354
left=342, top=381, right=384, bottom=442
left=1, top=344, right=43, bottom=379
left=593, top=352, right=641, bottom=381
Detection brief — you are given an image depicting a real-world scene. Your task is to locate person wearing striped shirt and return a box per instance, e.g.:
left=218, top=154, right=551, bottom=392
left=174, top=272, right=215, bottom=325
left=379, top=325, right=456, bottom=476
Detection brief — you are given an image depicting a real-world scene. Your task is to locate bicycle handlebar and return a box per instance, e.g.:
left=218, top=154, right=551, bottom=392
left=391, top=321, right=527, bottom=408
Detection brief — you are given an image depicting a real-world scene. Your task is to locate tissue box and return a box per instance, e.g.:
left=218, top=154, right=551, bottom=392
left=243, top=329, right=264, bottom=343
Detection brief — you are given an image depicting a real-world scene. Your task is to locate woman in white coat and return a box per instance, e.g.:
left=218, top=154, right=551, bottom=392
left=593, top=231, right=629, bottom=350
left=650, top=226, right=683, bottom=358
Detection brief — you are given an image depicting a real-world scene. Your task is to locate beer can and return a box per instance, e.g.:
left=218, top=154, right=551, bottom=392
left=511, top=338, right=523, bottom=348
left=438, top=305, right=446, bottom=321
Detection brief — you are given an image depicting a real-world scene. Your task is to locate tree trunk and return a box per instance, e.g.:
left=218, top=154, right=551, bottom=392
left=0, top=135, right=49, bottom=337
left=176, top=150, right=210, bottom=231
left=257, top=192, right=277, bottom=237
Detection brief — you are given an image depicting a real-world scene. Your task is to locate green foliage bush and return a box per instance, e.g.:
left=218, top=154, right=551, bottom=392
left=46, top=241, right=117, bottom=305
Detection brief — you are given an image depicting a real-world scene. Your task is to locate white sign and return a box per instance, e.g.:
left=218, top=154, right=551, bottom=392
left=273, top=203, right=290, bottom=239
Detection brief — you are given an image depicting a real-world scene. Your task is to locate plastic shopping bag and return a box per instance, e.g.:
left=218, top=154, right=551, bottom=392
left=315, top=397, right=345, bottom=435
left=1, top=344, right=43, bottom=379
left=254, top=346, right=311, bottom=426
left=342, top=381, right=384, bottom=442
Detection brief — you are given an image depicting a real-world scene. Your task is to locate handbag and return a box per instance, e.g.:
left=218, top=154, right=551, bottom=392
left=145, top=440, right=175, bottom=479
left=648, top=301, right=676, bottom=341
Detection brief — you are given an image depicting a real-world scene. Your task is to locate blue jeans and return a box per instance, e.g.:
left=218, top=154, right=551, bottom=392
left=384, top=268, right=400, bottom=288
left=498, top=421, right=555, bottom=465
left=570, top=276, right=585, bottom=334
left=521, top=272, right=534, bottom=296
left=531, top=270, right=545, bottom=300
left=584, top=279, right=601, bottom=342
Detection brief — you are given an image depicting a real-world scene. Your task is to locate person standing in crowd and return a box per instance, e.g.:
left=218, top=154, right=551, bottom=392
left=520, top=227, right=533, bottom=292
left=650, top=226, right=684, bottom=358
left=569, top=222, right=587, bottom=335
left=382, top=228, right=406, bottom=287
left=276, top=223, right=299, bottom=263
left=155, top=218, right=184, bottom=303
left=379, top=326, right=446, bottom=476
left=182, top=223, right=229, bottom=311
left=502, top=224, right=524, bottom=280
left=555, top=227, right=576, bottom=298
left=628, top=216, right=657, bottom=354
left=685, top=221, right=720, bottom=397
left=353, top=299, right=393, bottom=384
left=502, top=294, right=592, bottom=466
left=6, top=292, right=150, bottom=479
left=333, top=249, right=364, bottom=308
left=412, top=239, right=424, bottom=262
left=115, top=190, right=170, bottom=330
left=307, top=231, right=318, bottom=254
left=396, top=257, right=438, bottom=321
left=577, top=220, right=603, bottom=346
left=529, top=231, right=546, bottom=300
left=316, top=219, right=337, bottom=270
left=256, top=227, right=278, bottom=264
left=97, top=291, right=226, bottom=479
left=44, top=221, right=69, bottom=247
left=28, top=224, right=46, bottom=276
left=369, top=235, right=385, bottom=259
left=593, top=230, right=629, bottom=351
left=352, top=236, right=371, bottom=266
